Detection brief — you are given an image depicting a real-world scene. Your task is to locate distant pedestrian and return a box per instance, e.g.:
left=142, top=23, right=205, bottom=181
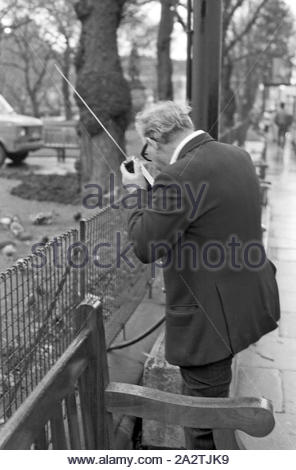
left=274, top=103, right=293, bottom=147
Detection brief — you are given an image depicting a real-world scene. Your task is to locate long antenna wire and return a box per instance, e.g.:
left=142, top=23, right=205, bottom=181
left=55, top=64, right=128, bottom=160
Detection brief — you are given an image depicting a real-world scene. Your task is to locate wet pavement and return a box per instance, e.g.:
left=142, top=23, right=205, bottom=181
left=236, top=135, right=296, bottom=449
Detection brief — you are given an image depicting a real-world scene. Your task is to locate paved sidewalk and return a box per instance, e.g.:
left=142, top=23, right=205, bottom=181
left=236, top=137, right=296, bottom=449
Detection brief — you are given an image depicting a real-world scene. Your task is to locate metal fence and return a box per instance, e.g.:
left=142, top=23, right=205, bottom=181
left=0, top=230, right=80, bottom=422
left=81, top=204, right=151, bottom=346
left=43, top=121, right=79, bottom=150
left=0, top=203, right=150, bottom=423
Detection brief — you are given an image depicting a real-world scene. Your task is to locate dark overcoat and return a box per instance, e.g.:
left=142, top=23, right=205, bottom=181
left=127, top=132, right=280, bottom=366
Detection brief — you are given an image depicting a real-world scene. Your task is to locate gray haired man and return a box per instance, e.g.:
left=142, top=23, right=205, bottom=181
left=120, top=101, right=280, bottom=449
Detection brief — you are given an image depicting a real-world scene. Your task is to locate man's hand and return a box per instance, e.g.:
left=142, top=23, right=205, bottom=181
left=120, top=157, right=147, bottom=192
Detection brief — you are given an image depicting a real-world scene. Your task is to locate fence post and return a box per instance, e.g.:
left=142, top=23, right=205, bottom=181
left=73, top=220, right=87, bottom=334
left=78, top=296, right=113, bottom=449
left=79, top=219, right=87, bottom=300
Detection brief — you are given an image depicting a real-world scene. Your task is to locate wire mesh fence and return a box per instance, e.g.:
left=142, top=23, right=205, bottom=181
left=0, top=201, right=151, bottom=423
left=81, top=202, right=150, bottom=327
left=0, top=229, right=81, bottom=423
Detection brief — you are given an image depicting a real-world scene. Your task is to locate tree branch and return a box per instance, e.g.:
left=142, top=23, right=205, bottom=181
left=223, top=0, right=244, bottom=50
left=32, top=50, right=52, bottom=94
left=174, top=8, right=186, bottom=31
left=227, top=0, right=245, bottom=23
left=225, top=0, right=269, bottom=55
left=9, top=17, right=32, bottom=31
left=232, top=50, right=267, bottom=63
left=176, top=0, right=188, bottom=10
left=0, top=61, right=25, bottom=72
left=0, top=0, right=18, bottom=22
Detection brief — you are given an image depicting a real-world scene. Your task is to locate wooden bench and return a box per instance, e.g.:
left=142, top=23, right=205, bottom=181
left=0, top=295, right=275, bottom=450
left=43, top=121, right=80, bottom=162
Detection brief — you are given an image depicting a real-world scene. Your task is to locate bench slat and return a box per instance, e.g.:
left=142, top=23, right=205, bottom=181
left=34, top=426, right=48, bottom=450
left=78, top=372, right=96, bottom=449
left=50, top=402, right=67, bottom=449
left=106, top=382, right=275, bottom=438
left=65, top=393, right=82, bottom=450
left=213, top=429, right=246, bottom=450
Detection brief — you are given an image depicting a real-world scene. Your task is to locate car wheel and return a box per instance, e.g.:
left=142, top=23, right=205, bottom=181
left=0, top=145, right=6, bottom=167
left=9, top=152, right=28, bottom=165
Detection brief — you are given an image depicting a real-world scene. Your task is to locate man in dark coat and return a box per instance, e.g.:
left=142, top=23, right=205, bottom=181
left=120, top=101, right=280, bottom=449
left=275, top=102, right=293, bottom=147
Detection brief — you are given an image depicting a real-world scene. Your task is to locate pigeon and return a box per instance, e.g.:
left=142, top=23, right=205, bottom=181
left=30, top=212, right=53, bottom=225
left=18, top=232, right=33, bottom=241
left=2, top=244, right=16, bottom=257
left=41, top=236, right=49, bottom=245
left=73, top=211, right=82, bottom=222
left=0, top=216, right=12, bottom=229
left=10, top=220, right=25, bottom=238
left=0, top=240, right=14, bottom=250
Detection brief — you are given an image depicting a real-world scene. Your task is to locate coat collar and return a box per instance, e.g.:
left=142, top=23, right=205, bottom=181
left=170, top=130, right=214, bottom=164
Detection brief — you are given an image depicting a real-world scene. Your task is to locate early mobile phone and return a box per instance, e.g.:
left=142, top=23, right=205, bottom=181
left=124, top=160, right=135, bottom=173
left=123, top=159, right=154, bottom=187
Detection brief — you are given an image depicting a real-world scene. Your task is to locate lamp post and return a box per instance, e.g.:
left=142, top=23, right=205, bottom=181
left=191, top=0, right=223, bottom=140
left=186, top=0, right=193, bottom=104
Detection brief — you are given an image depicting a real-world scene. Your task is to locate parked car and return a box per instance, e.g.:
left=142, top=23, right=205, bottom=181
left=0, top=95, right=43, bottom=166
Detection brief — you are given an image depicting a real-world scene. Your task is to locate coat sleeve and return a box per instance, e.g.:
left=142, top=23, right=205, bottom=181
left=127, top=171, right=202, bottom=264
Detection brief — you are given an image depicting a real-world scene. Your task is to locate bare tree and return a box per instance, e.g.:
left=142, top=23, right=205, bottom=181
left=121, top=0, right=158, bottom=51
left=220, top=0, right=270, bottom=127
left=0, top=1, right=77, bottom=118
left=0, top=19, right=53, bottom=116
left=123, top=0, right=185, bottom=101
left=221, top=0, right=294, bottom=129
left=0, top=1, right=30, bottom=37
left=33, top=0, right=80, bottom=120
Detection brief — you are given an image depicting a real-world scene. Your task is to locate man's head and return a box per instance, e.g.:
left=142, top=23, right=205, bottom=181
left=136, top=101, right=194, bottom=171
left=280, top=102, right=285, bottom=109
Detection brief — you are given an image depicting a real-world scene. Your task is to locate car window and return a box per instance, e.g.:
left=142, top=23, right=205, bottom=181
left=0, top=95, right=15, bottom=114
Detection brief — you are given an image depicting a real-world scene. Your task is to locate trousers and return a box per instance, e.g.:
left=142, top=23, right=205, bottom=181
left=180, top=354, right=233, bottom=450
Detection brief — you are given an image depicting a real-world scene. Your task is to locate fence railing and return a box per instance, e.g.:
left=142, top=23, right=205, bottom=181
left=80, top=204, right=151, bottom=347
left=0, top=202, right=151, bottom=424
left=43, top=121, right=79, bottom=150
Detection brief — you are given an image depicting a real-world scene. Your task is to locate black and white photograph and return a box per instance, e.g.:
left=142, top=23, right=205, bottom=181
left=0, top=0, right=295, bottom=464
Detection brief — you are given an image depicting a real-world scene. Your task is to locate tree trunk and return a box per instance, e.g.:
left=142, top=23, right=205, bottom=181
left=62, top=45, right=73, bottom=120
left=75, top=0, right=131, bottom=194
left=241, top=67, right=260, bottom=122
left=30, top=93, right=40, bottom=117
left=221, top=56, right=236, bottom=130
left=157, top=0, right=177, bottom=101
